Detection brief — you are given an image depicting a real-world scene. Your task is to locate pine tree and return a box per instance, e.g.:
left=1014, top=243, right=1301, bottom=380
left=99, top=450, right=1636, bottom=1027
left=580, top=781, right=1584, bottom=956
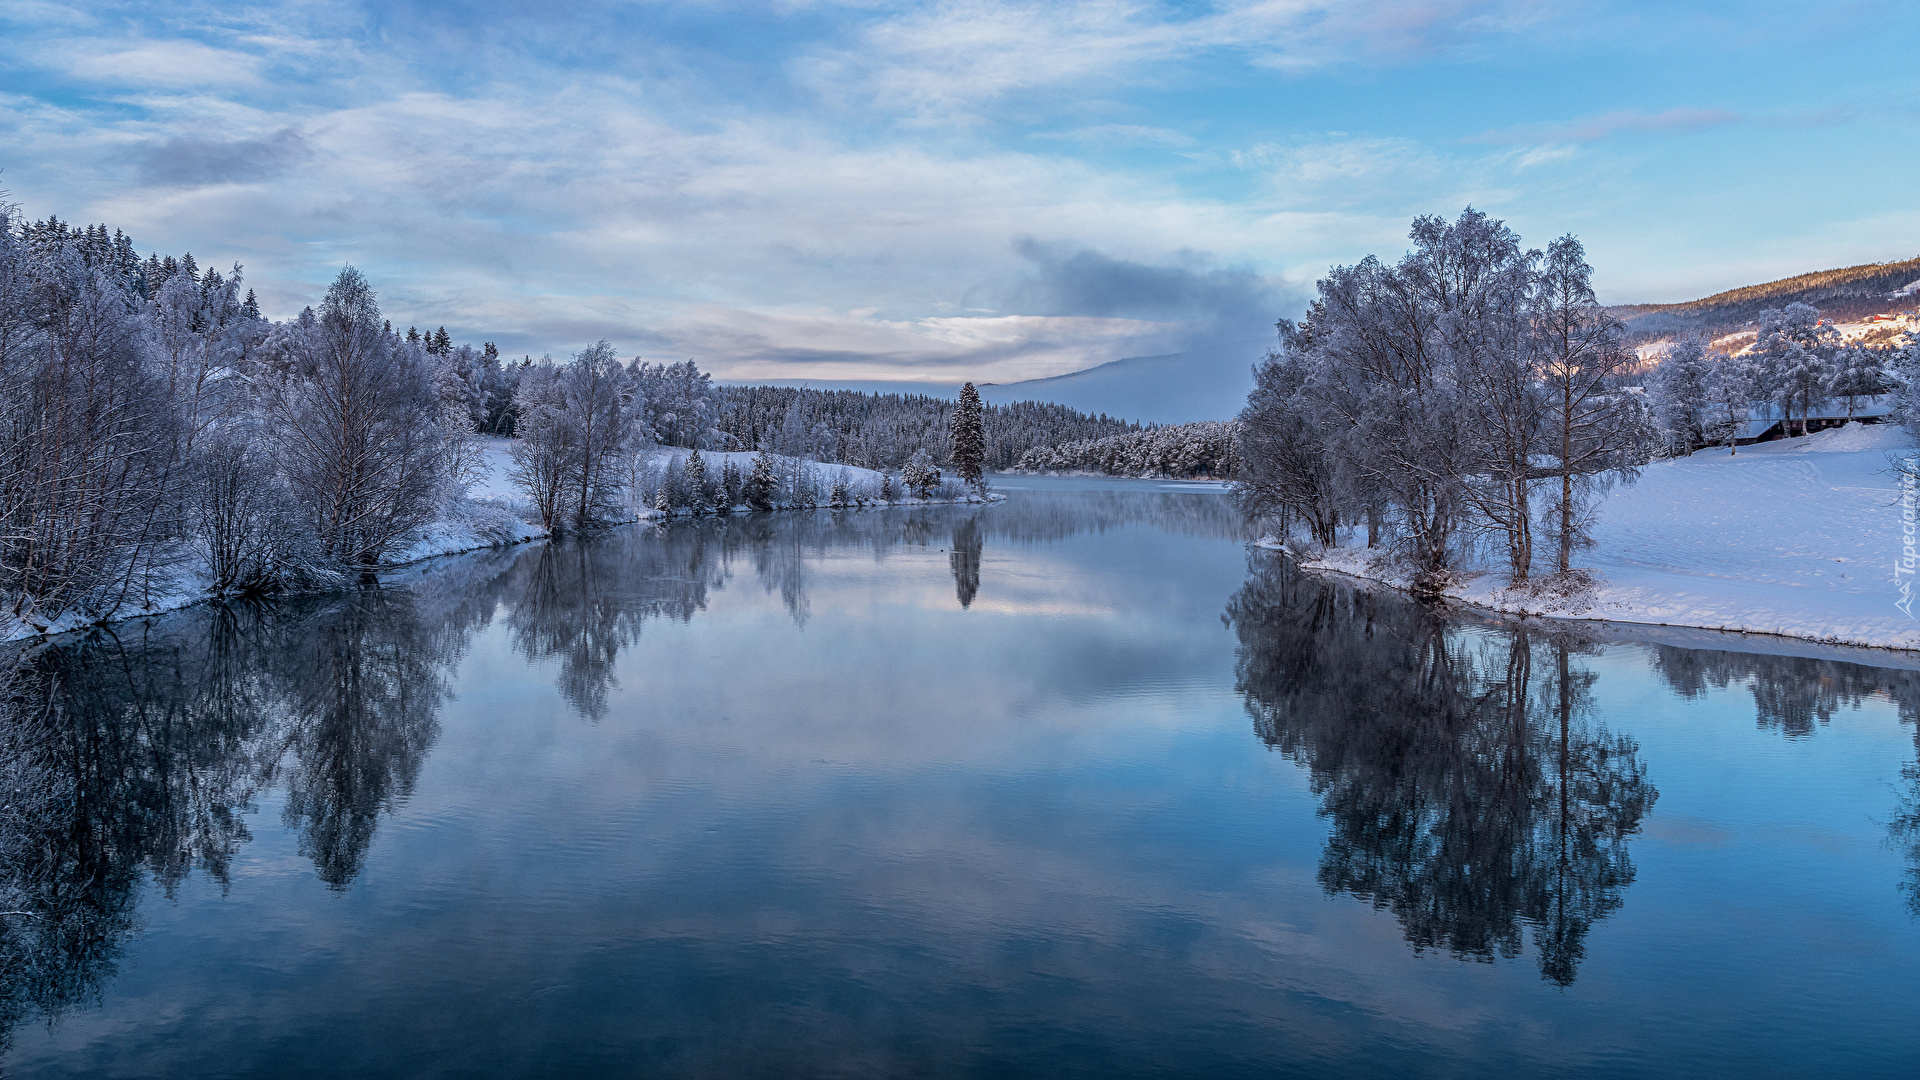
left=684, top=449, right=707, bottom=514
left=829, top=477, right=849, bottom=507
left=949, top=381, right=986, bottom=491
left=432, top=326, right=452, bottom=355
left=745, top=451, right=778, bottom=511
left=241, top=288, right=261, bottom=319
left=721, top=458, right=742, bottom=510
left=880, top=472, right=896, bottom=501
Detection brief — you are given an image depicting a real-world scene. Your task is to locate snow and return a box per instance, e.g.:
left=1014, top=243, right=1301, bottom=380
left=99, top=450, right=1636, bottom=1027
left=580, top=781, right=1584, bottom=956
left=1279, top=422, right=1920, bottom=652
left=469, top=437, right=522, bottom=501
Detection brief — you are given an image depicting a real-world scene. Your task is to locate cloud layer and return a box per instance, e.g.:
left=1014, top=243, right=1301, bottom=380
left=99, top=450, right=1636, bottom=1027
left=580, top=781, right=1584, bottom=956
left=2, top=0, right=1914, bottom=380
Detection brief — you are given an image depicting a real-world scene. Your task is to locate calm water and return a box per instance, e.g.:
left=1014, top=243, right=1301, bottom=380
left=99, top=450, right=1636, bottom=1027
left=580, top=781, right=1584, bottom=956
left=3, top=478, right=1918, bottom=1078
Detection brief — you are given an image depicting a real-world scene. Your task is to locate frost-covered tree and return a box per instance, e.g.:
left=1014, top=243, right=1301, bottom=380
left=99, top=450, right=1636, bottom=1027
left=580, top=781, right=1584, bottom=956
left=257, top=267, right=450, bottom=575
left=629, top=359, right=720, bottom=449
left=744, top=451, right=777, bottom=511
left=1650, top=334, right=1714, bottom=454
left=950, top=382, right=986, bottom=491
left=1752, top=303, right=1838, bottom=438
left=1704, top=351, right=1760, bottom=455
left=1826, top=344, right=1890, bottom=419
left=1234, top=350, right=1342, bottom=547
left=902, top=449, right=941, bottom=499
left=720, top=458, right=742, bottom=512
left=1536, top=235, right=1648, bottom=575
left=684, top=449, right=707, bottom=515
left=1235, top=211, right=1652, bottom=590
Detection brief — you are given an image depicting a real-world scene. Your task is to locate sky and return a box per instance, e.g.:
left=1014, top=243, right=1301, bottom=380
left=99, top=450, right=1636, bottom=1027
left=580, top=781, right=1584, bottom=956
left=3, top=0, right=1916, bottom=384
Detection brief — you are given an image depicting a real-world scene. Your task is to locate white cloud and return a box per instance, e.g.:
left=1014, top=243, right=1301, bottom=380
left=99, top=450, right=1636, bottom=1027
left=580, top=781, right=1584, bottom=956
left=1470, top=106, right=1743, bottom=145
left=801, top=0, right=1553, bottom=120
left=65, top=40, right=264, bottom=87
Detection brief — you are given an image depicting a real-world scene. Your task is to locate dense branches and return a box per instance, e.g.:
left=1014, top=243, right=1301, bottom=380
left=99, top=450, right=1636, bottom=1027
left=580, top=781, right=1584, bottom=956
left=1236, top=210, right=1654, bottom=590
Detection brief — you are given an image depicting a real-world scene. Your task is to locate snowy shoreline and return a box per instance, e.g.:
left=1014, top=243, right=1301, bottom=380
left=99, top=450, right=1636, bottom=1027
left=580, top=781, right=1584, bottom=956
left=3, top=446, right=1000, bottom=643
left=1264, top=421, right=1920, bottom=653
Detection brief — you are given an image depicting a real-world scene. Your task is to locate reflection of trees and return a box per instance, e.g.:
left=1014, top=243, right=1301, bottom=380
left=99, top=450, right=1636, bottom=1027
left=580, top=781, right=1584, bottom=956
left=1644, top=642, right=1920, bottom=918
left=1225, top=552, right=1656, bottom=985
left=504, top=526, right=737, bottom=718
left=949, top=515, right=983, bottom=608
left=1646, top=644, right=1920, bottom=740
left=0, top=586, right=483, bottom=1047
left=1893, top=765, right=1920, bottom=917
left=275, top=593, right=451, bottom=887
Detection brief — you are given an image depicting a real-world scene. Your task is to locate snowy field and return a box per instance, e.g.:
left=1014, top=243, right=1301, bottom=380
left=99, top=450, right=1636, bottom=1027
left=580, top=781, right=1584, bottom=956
left=1286, top=422, right=1920, bottom=651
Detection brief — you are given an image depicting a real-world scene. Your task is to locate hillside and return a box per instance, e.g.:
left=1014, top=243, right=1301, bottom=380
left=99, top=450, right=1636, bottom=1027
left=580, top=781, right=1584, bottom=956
left=979, top=352, right=1252, bottom=425
left=1612, top=254, right=1920, bottom=340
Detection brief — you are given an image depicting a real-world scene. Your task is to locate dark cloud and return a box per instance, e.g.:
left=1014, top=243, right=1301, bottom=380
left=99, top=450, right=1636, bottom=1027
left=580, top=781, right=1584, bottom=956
left=999, top=239, right=1284, bottom=322
left=975, top=241, right=1303, bottom=415
left=138, top=129, right=311, bottom=187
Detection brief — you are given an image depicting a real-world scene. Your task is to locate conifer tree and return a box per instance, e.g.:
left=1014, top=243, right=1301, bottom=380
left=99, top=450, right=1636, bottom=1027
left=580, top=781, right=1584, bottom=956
left=684, top=449, right=707, bottom=514
left=745, top=452, right=778, bottom=511
left=880, top=472, right=896, bottom=502
left=950, top=381, right=986, bottom=491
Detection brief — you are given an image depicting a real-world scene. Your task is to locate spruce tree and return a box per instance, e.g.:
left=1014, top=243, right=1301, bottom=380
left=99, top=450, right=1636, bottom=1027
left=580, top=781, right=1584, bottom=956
left=950, top=381, right=986, bottom=491
left=880, top=472, right=896, bottom=502
left=685, top=449, right=707, bottom=514
left=745, top=452, right=778, bottom=511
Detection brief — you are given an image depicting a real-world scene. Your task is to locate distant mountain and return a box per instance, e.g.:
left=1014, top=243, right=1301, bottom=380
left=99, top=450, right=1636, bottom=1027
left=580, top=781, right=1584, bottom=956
left=978, top=353, right=1252, bottom=425
left=1611, top=255, right=1920, bottom=340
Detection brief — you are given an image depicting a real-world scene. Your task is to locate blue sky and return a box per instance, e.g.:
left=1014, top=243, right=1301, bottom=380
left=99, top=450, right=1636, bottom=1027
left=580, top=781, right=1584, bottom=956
left=3, top=0, right=1916, bottom=382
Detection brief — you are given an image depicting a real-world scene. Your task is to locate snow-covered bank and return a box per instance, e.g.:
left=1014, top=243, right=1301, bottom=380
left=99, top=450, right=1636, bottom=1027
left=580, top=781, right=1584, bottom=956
left=4, top=441, right=997, bottom=641
left=1270, top=422, right=1920, bottom=652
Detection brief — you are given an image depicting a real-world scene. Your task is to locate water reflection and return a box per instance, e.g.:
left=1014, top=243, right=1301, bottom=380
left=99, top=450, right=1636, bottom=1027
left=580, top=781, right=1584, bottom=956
left=949, top=516, right=983, bottom=609
left=1644, top=643, right=1920, bottom=741
left=1225, top=552, right=1657, bottom=985
left=0, top=590, right=481, bottom=1048
left=5, top=490, right=1918, bottom=1069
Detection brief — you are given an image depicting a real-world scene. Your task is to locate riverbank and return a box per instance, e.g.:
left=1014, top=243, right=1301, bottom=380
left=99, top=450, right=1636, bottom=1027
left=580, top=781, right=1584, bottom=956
left=2, top=445, right=999, bottom=642
left=1266, top=422, right=1920, bottom=652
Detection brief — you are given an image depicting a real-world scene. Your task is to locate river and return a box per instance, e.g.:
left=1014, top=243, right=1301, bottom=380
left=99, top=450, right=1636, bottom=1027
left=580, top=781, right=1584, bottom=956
left=2, top=477, right=1916, bottom=1077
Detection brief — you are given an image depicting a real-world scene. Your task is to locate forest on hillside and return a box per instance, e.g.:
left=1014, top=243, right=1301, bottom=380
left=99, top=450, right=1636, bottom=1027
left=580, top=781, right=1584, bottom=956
left=1611, top=254, right=1920, bottom=339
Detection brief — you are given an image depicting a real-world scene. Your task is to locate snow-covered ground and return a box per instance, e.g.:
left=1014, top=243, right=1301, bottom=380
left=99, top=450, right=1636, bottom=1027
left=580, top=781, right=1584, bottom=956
left=1281, top=422, right=1920, bottom=651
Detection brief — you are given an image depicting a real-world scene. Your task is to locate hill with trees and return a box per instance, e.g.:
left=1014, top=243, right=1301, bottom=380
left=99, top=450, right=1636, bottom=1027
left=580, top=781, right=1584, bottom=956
left=1611, top=255, right=1920, bottom=340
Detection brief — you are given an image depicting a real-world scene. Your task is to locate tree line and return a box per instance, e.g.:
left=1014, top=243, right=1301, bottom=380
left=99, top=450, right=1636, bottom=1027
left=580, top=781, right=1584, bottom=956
left=1645, top=301, right=1907, bottom=453
left=1012, top=420, right=1238, bottom=477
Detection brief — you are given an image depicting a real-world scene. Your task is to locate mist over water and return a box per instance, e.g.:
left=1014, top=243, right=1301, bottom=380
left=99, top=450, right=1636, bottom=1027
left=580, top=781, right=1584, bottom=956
left=2, top=480, right=1917, bottom=1077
